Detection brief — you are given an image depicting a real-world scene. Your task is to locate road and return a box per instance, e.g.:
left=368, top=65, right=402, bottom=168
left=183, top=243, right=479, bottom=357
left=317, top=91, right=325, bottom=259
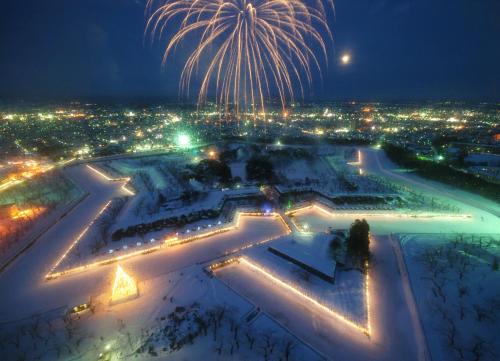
left=389, top=234, right=431, bottom=361
left=361, top=148, right=500, bottom=218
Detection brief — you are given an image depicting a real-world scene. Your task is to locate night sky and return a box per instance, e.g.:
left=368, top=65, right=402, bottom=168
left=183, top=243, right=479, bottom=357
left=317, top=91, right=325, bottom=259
left=1, top=0, right=499, bottom=101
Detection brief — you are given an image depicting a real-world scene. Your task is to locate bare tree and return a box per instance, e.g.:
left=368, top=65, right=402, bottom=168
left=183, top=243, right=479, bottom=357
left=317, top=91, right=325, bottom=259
left=245, top=331, right=256, bottom=350
left=283, top=339, right=296, bottom=361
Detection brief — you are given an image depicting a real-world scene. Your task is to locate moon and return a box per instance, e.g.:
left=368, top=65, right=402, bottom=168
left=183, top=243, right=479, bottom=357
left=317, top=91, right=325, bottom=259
left=341, top=53, right=351, bottom=65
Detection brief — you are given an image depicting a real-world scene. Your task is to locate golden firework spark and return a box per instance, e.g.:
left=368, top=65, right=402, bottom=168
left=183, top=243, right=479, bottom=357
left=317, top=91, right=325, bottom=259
left=146, top=0, right=332, bottom=116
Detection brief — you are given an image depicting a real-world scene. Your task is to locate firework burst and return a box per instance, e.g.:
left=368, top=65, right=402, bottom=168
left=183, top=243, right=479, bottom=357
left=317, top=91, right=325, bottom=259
left=146, top=0, right=332, bottom=116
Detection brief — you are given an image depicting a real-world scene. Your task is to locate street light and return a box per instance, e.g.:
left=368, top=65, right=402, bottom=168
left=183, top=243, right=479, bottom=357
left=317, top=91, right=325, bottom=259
left=176, top=133, right=191, bottom=148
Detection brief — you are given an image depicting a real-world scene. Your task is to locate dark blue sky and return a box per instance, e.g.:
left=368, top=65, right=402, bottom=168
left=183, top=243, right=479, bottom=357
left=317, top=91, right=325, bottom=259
left=1, top=0, right=499, bottom=101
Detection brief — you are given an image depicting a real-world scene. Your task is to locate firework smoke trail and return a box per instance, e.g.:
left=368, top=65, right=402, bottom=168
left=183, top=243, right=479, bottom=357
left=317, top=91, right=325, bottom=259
left=146, top=0, right=332, bottom=117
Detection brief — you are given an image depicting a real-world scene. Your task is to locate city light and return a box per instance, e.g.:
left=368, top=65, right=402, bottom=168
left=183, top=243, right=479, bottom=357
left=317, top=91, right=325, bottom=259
left=0, top=159, right=54, bottom=193
left=0, top=179, right=23, bottom=192
left=208, top=149, right=217, bottom=159
left=176, top=133, right=191, bottom=148
left=9, top=205, right=46, bottom=220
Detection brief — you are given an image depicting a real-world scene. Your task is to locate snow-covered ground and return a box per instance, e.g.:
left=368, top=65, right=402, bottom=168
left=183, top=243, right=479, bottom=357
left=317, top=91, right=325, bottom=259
left=360, top=147, right=500, bottom=218
left=214, top=234, right=423, bottom=361
left=228, top=244, right=367, bottom=327
left=275, top=153, right=397, bottom=196
left=0, top=264, right=321, bottom=361
left=52, top=212, right=289, bottom=278
left=0, top=169, right=85, bottom=266
left=1, top=145, right=498, bottom=361
left=400, top=234, right=500, bottom=361
left=229, top=162, right=247, bottom=181
left=290, top=206, right=494, bottom=234
left=270, top=233, right=336, bottom=280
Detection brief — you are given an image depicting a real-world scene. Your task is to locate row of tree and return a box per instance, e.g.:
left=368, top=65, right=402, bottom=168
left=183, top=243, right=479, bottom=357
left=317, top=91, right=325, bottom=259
left=348, top=219, right=370, bottom=269
left=192, top=156, right=276, bottom=186
left=383, top=143, right=500, bottom=202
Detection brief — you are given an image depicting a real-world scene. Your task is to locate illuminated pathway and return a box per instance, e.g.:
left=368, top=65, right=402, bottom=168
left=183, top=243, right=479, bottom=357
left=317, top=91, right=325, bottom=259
left=288, top=203, right=491, bottom=235
left=237, top=257, right=371, bottom=335
left=0, top=160, right=483, bottom=360
left=215, top=234, right=423, bottom=361
left=46, top=211, right=290, bottom=280
left=0, top=164, right=289, bottom=320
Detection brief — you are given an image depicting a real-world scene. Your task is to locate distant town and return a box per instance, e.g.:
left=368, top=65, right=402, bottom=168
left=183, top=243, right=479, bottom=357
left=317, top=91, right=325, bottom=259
left=1, top=101, right=499, bottom=184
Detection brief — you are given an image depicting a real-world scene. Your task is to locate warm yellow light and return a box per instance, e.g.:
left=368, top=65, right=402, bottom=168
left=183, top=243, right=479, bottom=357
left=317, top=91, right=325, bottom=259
left=240, top=258, right=370, bottom=335
left=46, top=211, right=291, bottom=280
left=86, top=164, right=135, bottom=195
left=9, top=206, right=45, bottom=220
left=286, top=202, right=471, bottom=221
left=341, top=53, right=351, bottom=65
left=111, top=266, right=138, bottom=303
